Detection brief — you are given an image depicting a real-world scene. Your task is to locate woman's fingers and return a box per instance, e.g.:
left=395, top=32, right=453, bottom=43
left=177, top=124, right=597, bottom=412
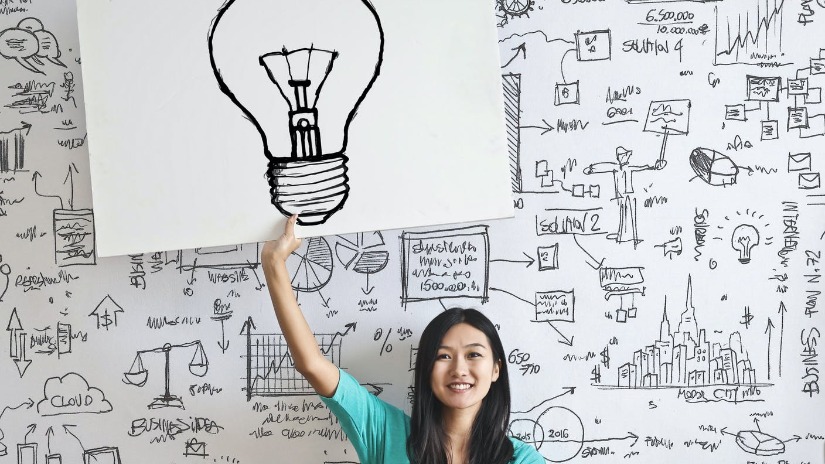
left=285, top=214, right=298, bottom=238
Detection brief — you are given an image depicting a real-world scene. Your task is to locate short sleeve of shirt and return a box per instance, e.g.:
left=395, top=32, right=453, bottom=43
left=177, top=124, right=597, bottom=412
left=510, top=438, right=545, bottom=464
left=320, top=369, right=411, bottom=464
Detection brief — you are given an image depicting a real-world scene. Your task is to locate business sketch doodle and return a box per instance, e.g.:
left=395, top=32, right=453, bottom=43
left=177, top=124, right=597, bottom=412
left=606, top=276, right=767, bottom=399
left=0, top=17, right=66, bottom=74
left=241, top=317, right=354, bottom=400
left=122, top=341, right=209, bottom=409
left=0, top=122, right=30, bottom=173
left=208, top=0, right=385, bottom=225
left=0, top=0, right=824, bottom=462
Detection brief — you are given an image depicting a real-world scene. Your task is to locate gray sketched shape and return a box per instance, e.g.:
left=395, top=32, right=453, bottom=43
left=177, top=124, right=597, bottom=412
left=37, top=372, right=113, bottom=416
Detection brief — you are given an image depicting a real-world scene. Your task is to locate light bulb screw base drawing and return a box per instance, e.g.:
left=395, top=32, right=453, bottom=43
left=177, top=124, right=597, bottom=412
left=268, top=154, right=350, bottom=225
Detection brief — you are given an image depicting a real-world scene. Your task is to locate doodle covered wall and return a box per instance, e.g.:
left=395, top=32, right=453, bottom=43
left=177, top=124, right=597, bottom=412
left=0, top=0, right=824, bottom=463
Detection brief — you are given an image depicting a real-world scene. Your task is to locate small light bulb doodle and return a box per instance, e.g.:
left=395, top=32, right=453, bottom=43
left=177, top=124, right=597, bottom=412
left=731, top=224, right=760, bottom=264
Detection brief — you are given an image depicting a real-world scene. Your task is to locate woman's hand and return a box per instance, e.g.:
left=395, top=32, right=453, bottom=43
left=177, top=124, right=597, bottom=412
left=262, top=214, right=302, bottom=265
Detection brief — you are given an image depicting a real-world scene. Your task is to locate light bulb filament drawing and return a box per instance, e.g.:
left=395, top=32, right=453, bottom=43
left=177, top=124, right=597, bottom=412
left=731, top=224, right=760, bottom=264
left=123, top=340, right=208, bottom=409
left=208, top=0, right=385, bottom=225
left=261, top=47, right=338, bottom=160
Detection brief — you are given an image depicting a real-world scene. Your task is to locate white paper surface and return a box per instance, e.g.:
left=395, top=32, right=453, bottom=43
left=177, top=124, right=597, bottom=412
left=76, top=0, right=513, bottom=257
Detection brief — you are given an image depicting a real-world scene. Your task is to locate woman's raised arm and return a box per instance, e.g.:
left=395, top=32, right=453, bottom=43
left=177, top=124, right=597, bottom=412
left=261, top=215, right=340, bottom=397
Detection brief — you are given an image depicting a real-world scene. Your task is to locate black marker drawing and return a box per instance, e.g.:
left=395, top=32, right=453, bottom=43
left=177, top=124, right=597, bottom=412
left=53, top=209, right=95, bottom=267
left=60, top=71, right=76, bottom=108
left=88, top=295, right=124, bottom=331
left=83, top=447, right=122, bottom=464
left=242, top=317, right=354, bottom=399
left=7, top=308, right=32, bottom=377
left=644, top=99, right=690, bottom=167
left=488, top=285, right=574, bottom=346
left=0, top=254, right=10, bottom=302
left=584, top=146, right=665, bottom=247
left=611, top=276, right=764, bottom=393
left=533, top=290, right=575, bottom=346
left=655, top=237, right=683, bottom=259
left=286, top=236, right=334, bottom=303
left=31, top=167, right=97, bottom=267
left=17, top=443, right=37, bottom=464
left=123, top=341, right=209, bottom=409
left=599, top=267, right=646, bottom=323
left=400, top=226, right=490, bottom=306
left=788, top=152, right=821, bottom=190
left=722, top=418, right=799, bottom=456
left=714, top=1, right=787, bottom=67
left=508, top=404, right=587, bottom=462
left=0, top=18, right=66, bottom=74
left=208, top=0, right=385, bottom=225
left=176, top=244, right=261, bottom=291
left=183, top=437, right=208, bottom=458
left=496, top=0, right=535, bottom=28
left=574, top=29, right=612, bottom=62
left=211, top=297, right=233, bottom=353
left=717, top=209, right=772, bottom=265
left=0, top=399, right=34, bottom=457
left=689, top=148, right=739, bottom=186
left=0, top=122, right=31, bottom=173
left=536, top=245, right=558, bottom=270
left=502, top=73, right=523, bottom=192
left=5, top=81, right=56, bottom=114
left=731, top=224, right=759, bottom=264
left=335, top=232, right=389, bottom=295
left=555, top=30, right=610, bottom=107
left=37, top=372, right=113, bottom=416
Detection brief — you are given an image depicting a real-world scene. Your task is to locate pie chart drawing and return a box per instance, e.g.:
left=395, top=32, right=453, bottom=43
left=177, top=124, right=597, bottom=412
left=335, top=232, right=390, bottom=274
left=287, top=237, right=334, bottom=292
left=689, top=147, right=739, bottom=186
left=735, top=430, right=785, bottom=456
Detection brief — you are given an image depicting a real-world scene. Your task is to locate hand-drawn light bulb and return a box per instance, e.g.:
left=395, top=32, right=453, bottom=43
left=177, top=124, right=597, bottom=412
left=731, top=224, right=760, bottom=264
left=208, top=0, right=384, bottom=225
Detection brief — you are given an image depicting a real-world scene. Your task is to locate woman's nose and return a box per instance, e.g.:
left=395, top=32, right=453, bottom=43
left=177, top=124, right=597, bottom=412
left=450, top=357, right=468, bottom=376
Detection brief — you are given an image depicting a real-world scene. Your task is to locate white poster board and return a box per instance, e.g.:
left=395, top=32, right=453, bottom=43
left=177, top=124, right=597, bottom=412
left=76, top=0, right=513, bottom=256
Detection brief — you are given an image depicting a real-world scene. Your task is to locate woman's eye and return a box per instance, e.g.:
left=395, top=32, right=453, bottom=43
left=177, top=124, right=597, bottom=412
left=437, top=353, right=450, bottom=360
left=468, top=352, right=482, bottom=358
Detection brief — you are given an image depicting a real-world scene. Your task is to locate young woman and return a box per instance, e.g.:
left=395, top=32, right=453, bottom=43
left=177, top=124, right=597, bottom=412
left=262, top=215, right=544, bottom=464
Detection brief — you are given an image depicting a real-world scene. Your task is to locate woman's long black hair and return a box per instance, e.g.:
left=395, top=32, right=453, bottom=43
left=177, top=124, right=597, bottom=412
left=407, top=308, right=513, bottom=464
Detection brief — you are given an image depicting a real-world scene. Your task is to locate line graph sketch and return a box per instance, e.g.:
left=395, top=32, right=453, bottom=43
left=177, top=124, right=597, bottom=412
left=242, top=318, right=353, bottom=399
left=714, top=0, right=788, bottom=67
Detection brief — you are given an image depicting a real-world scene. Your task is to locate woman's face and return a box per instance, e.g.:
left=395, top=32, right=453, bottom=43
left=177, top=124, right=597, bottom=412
left=430, top=322, right=500, bottom=415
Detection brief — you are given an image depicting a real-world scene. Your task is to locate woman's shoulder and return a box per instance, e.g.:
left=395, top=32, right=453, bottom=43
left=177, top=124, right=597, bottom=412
left=508, top=437, right=544, bottom=463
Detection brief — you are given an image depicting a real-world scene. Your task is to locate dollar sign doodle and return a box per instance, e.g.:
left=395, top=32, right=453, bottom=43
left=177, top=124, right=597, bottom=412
left=740, top=306, right=753, bottom=329
left=591, top=365, right=601, bottom=384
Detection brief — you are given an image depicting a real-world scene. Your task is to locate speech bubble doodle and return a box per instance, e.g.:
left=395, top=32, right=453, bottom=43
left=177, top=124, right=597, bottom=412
left=0, top=17, right=66, bottom=73
left=0, top=27, right=43, bottom=74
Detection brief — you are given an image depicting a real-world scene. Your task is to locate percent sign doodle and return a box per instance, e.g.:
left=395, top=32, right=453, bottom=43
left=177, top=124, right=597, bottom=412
left=374, top=328, right=393, bottom=355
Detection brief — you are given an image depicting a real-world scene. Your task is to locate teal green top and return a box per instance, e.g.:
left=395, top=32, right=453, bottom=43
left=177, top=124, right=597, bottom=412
left=321, top=369, right=545, bottom=464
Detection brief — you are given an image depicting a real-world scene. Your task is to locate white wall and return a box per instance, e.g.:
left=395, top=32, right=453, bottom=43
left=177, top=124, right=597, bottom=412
left=0, top=1, right=823, bottom=463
